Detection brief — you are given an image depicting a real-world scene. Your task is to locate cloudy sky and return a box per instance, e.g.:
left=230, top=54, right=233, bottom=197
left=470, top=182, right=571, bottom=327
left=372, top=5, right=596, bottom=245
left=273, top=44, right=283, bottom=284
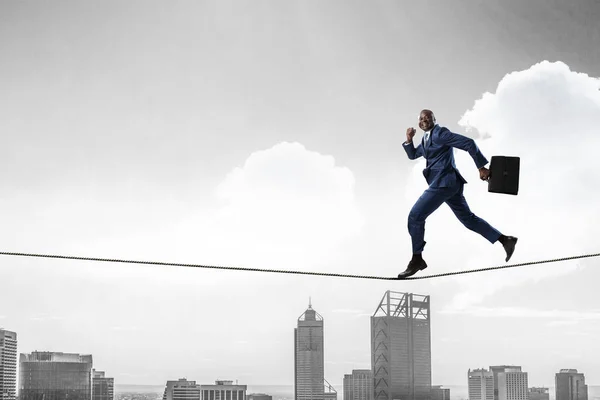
left=1, top=0, right=600, bottom=391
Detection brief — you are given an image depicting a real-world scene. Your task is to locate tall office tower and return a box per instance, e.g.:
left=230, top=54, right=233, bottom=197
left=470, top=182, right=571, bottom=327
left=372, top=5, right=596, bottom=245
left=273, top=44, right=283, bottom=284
left=431, top=386, right=450, bottom=400
left=201, top=380, right=247, bottom=400
left=19, top=351, right=93, bottom=400
left=468, top=369, right=494, bottom=400
left=343, top=370, right=373, bottom=400
left=556, top=369, right=588, bottom=400
left=497, top=367, right=528, bottom=400
left=92, top=370, right=114, bottom=400
left=371, top=291, right=431, bottom=400
left=295, top=300, right=324, bottom=400
left=490, top=366, right=521, bottom=400
left=0, top=329, right=17, bottom=400
left=529, top=387, right=549, bottom=400
left=163, top=378, right=201, bottom=400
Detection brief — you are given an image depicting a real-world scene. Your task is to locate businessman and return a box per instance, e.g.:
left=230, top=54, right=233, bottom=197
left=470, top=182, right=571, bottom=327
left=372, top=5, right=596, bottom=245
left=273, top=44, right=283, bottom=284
left=399, top=109, right=517, bottom=279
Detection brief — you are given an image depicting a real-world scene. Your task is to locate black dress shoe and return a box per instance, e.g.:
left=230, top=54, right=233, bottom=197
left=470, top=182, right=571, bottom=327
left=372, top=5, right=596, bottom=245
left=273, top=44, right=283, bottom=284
left=398, top=258, right=428, bottom=279
left=502, top=236, right=518, bottom=262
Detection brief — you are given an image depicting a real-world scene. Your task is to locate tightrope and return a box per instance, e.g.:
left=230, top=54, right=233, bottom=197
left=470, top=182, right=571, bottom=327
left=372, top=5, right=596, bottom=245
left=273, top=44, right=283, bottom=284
left=0, top=251, right=598, bottom=281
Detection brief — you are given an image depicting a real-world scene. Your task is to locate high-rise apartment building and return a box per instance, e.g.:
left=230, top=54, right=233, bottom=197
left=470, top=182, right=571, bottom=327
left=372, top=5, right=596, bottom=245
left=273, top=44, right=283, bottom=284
left=201, top=380, right=246, bottom=400
left=19, top=351, right=93, bottom=400
left=92, top=370, right=114, bottom=400
left=163, top=378, right=201, bottom=400
left=468, top=369, right=494, bottom=400
left=497, top=367, right=527, bottom=400
left=556, top=369, right=588, bottom=400
left=0, top=330, right=17, bottom=400
left=295, top=300, right=325, bottom=400
left=371, top=291, right=431, bottom=400
left=431, top=386, right=450, bottom=400
left=343, top=370, right=373, bottom=400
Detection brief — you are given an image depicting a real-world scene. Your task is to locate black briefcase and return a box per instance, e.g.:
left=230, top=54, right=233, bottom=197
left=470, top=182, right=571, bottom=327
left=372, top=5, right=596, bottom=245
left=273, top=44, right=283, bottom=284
left=488, top=156, right=520, bottom=195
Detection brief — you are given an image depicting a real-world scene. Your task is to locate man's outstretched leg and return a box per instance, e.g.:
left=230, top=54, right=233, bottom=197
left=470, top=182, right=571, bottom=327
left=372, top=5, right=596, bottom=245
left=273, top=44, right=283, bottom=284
left=400, top=185, right=459, bottom=279
left=445, top=185, right=518, bottom=261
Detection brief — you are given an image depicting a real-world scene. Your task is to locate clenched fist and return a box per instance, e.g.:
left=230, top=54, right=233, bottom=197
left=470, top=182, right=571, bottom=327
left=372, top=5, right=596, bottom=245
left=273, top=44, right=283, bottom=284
left=406, top=127, right=416, bottom=143
left=479, top=166, right=490, bottom=181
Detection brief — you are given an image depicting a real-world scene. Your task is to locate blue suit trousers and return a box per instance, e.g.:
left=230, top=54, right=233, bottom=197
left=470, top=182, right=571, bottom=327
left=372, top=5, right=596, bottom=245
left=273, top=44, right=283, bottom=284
left=408, top=183, right=501, bottom=254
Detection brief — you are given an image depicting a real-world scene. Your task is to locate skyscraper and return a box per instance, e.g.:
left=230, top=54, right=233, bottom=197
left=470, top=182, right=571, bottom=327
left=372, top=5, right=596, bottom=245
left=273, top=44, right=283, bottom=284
left=343, top=370, right=373, bottom=400
left=163, top=378, right=201, bottom=400
left=92, top=370, right=114, bottom=400
left=19, top=351, right=93, bottom=400
left=0, top=329, right=17, bottom=400
left=496, top=367, right=528, bottom=400
left=556, top=369, right=588, bottom=400
left=489, top=366, right=520, bottom=400
left=468, top=369, right=494, bottom=400
left=371, top=291, right=431, bottom=400
left=295, top=300, right=324, bottom=400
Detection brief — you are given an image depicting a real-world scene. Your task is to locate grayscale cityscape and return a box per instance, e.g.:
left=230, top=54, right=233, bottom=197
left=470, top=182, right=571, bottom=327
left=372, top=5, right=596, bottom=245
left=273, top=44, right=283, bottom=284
left=1, top=292, right=595, bottom=400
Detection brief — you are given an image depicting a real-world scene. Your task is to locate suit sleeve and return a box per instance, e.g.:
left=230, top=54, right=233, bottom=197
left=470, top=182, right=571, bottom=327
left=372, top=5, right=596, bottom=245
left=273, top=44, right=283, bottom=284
left=437, top=128, right=488, bottom=169
left=403, top=141, right=424, bottom=160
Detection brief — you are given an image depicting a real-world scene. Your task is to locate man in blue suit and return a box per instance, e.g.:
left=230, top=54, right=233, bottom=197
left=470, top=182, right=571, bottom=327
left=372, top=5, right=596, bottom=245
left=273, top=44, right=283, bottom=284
left=399, top=109, right=517, bottom=279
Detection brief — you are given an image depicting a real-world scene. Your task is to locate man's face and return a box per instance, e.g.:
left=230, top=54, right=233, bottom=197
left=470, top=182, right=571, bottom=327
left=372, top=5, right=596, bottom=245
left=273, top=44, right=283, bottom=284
left=418, top=110, right=435, bottom=131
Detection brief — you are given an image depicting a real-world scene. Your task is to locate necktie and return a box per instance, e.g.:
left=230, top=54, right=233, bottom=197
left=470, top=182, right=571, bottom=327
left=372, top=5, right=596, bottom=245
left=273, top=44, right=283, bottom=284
left=424, top=132, right=429, bottom=147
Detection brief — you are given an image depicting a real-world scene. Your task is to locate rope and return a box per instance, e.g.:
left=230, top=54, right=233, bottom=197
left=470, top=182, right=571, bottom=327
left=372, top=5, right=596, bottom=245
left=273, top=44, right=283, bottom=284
left=0, top=251, right=598, bottom=281
left=404, top=252, right=600, bottom=280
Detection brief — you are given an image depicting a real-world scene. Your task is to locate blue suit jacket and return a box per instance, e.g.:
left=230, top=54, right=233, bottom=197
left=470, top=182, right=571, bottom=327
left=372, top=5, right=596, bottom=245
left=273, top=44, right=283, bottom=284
left=403, top=124, right=488, bottom=188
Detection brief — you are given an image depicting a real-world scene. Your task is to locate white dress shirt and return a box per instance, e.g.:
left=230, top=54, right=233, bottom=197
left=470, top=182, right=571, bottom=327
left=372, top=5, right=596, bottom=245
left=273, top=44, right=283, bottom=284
left=424, top=130, right=431, bottom=146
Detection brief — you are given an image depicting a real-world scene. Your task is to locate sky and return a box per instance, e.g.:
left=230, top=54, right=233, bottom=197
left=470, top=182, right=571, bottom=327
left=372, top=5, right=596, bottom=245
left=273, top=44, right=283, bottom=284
left=1, top=0, right=600, bottom=390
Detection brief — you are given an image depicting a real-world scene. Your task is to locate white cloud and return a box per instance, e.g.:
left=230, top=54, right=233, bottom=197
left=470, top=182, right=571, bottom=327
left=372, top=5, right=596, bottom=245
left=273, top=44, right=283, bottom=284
left=405, top=61, right=600, bottom=308
left=63, top=141, right=364, bottom=283
left=181, top=141, right=365, bottom=271
left=215, top=142, right=363, bottom=244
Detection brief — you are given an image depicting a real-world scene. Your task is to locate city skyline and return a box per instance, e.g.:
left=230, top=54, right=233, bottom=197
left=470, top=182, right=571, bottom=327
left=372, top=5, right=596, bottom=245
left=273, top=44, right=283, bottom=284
left=2, top=293, right=599, bottom=389
left=1, top=0, right=600, bottom=389
left=1, top=325, right=597, bottom=400
left=3, top=297, right=595, bottom=393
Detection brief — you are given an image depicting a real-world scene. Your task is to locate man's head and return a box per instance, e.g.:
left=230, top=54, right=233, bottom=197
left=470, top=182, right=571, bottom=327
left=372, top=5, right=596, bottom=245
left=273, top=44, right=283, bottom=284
left=418, top=109, right=436, bottom=131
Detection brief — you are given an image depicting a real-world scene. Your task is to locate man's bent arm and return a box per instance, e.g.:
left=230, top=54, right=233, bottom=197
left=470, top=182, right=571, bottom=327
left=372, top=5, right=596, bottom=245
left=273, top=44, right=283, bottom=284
left=437, top=128, right=488, bottom=169
left=403, top=140, right=424, bottom=160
